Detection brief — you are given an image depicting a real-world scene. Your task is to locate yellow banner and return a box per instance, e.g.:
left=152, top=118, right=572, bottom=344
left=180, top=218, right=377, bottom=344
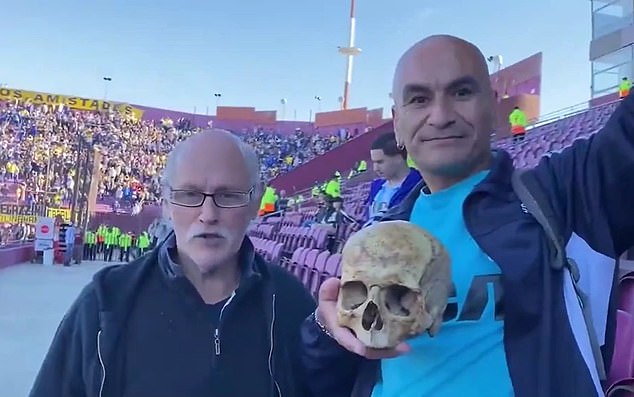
left=0, top=204, right=46, bottom=224
left=0, top=88, right=144, bottom=120
left=0, top=204, right=72, bottom=224
left=0, top=213, right=37, bottom=224
left=46, top=208, right=71, bottom=222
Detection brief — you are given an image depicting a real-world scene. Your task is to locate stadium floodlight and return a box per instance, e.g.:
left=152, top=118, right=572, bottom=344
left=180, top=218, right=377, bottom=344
left=280, top=98, right=287, bottom=120
left=487, top=55, right=503, bottom=98
left=214, top=93, right=222, bottom=107
left=102, top=77, right=112, bottom=100
left=338, top=0, right=362, bottom=111
left=486, top=55, right=503, bottom=73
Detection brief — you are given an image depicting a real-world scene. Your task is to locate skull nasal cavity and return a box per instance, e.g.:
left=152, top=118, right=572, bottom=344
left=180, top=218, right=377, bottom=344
left=362, top=301, right=383, bottom=331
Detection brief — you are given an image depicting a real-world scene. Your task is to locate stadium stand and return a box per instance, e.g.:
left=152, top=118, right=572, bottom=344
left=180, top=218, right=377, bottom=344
left=0, top=101, right=349, bottom=214
left=246, top=98, right=629, bottom=288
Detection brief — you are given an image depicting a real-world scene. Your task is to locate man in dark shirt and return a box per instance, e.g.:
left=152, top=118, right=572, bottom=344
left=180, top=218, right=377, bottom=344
left=29, top=129, right=316, bottom=397
left=276, top=189, right=289, bottom=212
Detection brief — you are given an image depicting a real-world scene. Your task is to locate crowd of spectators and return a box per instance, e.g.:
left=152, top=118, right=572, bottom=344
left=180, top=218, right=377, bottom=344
left=0, top=223, right=33, bottom=245
left=0, top=100, right=349, bottom=211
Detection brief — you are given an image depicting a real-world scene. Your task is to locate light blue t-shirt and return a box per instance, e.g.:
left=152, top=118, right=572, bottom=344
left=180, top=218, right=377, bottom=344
left=371, top=170, right=514, bottom=397
left=368, top=182, right=400, bottom=222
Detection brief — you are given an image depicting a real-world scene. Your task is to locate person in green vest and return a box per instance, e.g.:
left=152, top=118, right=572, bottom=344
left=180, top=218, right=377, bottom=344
left=406, top=155, right=418, bottom=170
left=96, top=224, right=107, bottom=256
left=83, top=229, right=96, bottom=261
left=118, top=232, right=133, bottom=263
left=619, top=76, right=631, bottom=99
left=349, top=160, right=368, bottom=179
left=105, top=226, right=118, bottom=262
left=258, top=185, right=277, bottom=216
left=357, top=160, right=367, bottom=173
left=509, top=106, right=528, bottom=142
left=137, top=231, right=151, bottom=256
left=325, top=173, right=341, bottom=198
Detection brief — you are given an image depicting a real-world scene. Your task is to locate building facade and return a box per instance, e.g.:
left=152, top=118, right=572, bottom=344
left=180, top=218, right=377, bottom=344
left=590, top=0, right=634, bottom=99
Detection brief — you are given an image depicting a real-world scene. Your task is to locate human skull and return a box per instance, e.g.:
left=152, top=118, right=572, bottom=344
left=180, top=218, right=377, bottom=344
left=336, top=220, right=451, bottom=349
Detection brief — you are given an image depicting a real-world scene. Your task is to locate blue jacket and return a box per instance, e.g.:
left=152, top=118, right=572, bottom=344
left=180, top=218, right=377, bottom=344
left=300, top=94, right=634, bottom=397
left=364, top=168, right=422, bottom=221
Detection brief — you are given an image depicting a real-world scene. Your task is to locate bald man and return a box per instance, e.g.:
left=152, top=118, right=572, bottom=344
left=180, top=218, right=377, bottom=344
left=302, top=35, right=634, bottom=397
left=31, top=129, right=316, bottom=397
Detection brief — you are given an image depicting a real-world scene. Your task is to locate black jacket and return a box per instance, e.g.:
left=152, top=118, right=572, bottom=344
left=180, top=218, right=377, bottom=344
left=29, top=237, right=316, bottom=397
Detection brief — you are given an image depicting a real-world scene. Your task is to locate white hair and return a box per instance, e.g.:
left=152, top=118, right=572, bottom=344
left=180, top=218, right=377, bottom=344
left=161, top=129, right=261, bottom=198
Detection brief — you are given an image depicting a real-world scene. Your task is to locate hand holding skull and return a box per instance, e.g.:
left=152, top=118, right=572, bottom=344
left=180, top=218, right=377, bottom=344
left=335, top=220, right=451, bottom=349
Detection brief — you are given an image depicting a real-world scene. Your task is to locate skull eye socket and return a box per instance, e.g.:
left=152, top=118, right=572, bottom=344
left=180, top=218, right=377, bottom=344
left=340, top=281, right=368, bottom=310
left=384, top=285, right=417, bottom=316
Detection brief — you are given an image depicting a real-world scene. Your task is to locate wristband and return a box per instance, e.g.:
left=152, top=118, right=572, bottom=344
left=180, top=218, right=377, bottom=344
left=312, top=310, right=334, bottom=339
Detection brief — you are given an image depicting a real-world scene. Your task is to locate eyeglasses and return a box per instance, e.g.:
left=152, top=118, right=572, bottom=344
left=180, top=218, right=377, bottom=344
left=169, top=187, right=254, bottom=209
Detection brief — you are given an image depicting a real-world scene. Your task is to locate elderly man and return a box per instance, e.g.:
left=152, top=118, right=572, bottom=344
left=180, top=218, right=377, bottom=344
left=30, top=129, right=316, bottom=397
left=301, top=35, right=634, bottom=397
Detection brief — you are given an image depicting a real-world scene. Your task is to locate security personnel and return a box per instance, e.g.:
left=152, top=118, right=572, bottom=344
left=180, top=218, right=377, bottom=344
left=137, top=231, right=151, bottom=256
left=84, top=229, right=96, bottom=260
left=619, top=76, right=631, bottom=99
left=407, top=155, right=418, bottom=170
left=96, top=225, right=107, bottom=256
left=258, top=185, right=277, bottom=216
left=509, top=106, right=528, bottom=142
left=325, top=173, right=341, bottom=198
left=357, top=160, right=367, bottom=173
left=105, top=227, right=119, bottom=262
left=118, top=232, right=133, bottom=263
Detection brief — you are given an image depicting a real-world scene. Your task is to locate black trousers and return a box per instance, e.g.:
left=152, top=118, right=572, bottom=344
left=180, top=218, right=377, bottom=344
left=119, top=247, right=130, bottom=263
left=83, top=244, right=96, bottom=260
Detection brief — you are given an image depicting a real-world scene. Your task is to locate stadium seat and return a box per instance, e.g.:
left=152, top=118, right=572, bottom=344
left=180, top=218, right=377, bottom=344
left=310, top=253, right=342, bottom=297
left=606, top=310, right=634, bottom=397
left=304, top=250, right=330, bottom=288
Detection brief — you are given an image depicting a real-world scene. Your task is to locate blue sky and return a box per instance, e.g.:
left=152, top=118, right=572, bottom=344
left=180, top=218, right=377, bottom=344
left=1, top=0, right=590, bottom=120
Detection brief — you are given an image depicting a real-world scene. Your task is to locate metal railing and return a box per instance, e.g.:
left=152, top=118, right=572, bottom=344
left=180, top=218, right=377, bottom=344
left=525, top=97, right=621, bottom=132
left=0, top=238, right=34, bottom=248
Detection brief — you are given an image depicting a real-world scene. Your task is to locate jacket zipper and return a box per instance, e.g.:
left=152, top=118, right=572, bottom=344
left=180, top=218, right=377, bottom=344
left=268, top=294, right=282, bottom=397
left=212, top=292, right=236, bottom=366
left=97, top=330, right=106, bottom=397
